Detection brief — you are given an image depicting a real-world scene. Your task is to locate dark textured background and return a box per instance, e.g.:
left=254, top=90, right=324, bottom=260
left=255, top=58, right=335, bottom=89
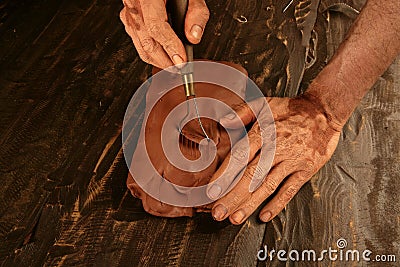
left=0, top=0, right=398, bottom=266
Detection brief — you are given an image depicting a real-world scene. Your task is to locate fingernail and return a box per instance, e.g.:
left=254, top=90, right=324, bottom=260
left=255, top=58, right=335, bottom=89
left=132, top=190, right=139, bottom=198
left=212, top=204, right=227, bottom=221
left=231, top=210, right=246, bottom=224
left=208, top=184, right=222, bottom=200
left=172, top=54, right=184, bottom=66
left=224, top=113, right=236, bottom=120
left=260, top=211, right=272, bottom=222
left=219, top=113, right=236, bottom=127
left=190, top=24, right=203, bottom=40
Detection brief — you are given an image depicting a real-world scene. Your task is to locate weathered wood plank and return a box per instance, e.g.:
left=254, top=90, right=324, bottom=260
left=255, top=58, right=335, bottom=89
left=0, top=0, right=398, bottom=266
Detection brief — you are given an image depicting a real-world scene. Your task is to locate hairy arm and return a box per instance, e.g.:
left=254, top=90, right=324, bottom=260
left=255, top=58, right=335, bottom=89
left=305, top=0, right=400, bottom=128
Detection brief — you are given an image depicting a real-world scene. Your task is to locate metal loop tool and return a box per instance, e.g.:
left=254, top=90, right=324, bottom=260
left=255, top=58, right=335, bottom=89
left=168, top=0, right=210, bottom=141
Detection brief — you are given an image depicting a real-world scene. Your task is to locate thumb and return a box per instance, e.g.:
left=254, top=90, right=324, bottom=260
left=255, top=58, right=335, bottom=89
left=220, top=97, right=267, bottom=129
left=185, top=0, right=210, bottom=44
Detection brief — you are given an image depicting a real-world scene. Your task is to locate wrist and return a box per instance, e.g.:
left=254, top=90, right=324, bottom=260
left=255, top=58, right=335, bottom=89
left=302, top=49, right=372, bottom=130
left=301, top=79, right=347, bottom=131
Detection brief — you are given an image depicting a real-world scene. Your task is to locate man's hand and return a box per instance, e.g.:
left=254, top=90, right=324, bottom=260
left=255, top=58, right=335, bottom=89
left=207, top=95, right=341, bottom=224
left=203, top=0, right=400, bottom=225
left=120, top=0, right=209, bottom=69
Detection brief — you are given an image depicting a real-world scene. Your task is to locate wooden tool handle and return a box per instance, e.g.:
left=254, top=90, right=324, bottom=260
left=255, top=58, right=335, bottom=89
left=168, top=0, right=193, bottom=62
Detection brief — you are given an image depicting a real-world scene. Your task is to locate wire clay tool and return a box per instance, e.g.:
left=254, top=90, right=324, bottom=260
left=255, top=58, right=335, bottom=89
left=168, top=0, right=210, bottom=141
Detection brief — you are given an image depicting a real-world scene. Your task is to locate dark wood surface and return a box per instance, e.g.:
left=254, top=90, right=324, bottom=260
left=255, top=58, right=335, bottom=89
left=0, top=0, right=398, bottom=266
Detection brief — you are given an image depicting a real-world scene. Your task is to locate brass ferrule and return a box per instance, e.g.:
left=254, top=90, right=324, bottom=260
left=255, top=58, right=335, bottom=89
left=182, top=73, right=195, bottom=97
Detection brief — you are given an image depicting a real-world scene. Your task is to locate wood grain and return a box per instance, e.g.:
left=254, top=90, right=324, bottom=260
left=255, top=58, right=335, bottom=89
left=0, top=0, right=398, bottom=266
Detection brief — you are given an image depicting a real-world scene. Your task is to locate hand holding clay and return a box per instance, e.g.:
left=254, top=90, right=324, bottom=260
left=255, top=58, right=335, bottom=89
left=127, top=62, right=248, bottom=217
left=120, top=0, right=209, bottom=68
left=206, top=0, right=400, bottom=225
left=208, top=96, right=341, bottom=224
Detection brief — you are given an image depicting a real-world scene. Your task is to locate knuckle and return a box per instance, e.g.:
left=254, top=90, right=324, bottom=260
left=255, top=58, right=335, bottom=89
left=231, top=194, right=245, bottom=207
left=234, top=102, right=248, bottom=112
left=142, top=55, right=152, bottom=64
left=141, top=38, right=156, bottom=53
left=304, top=159, right=315, bottom=173
left=137, top=50, right=151, bottom=64
left=247, top=164, right=258, bottom=175
left=246, top=198, right=261, bottom=212
left=147, top=21, right=162, bottom=37
left=263, top=179, right=278, bottom=195
left=260, top=123, right=275, bottom=140
left=244, top=106, right=256, bottom=120
left=298, top=177, right=308, bottom=185
left=123, top=0, right=135, bottom=9
left=120, top=8, right=141, bottom=31
left=161, top=40, right=177, bottom=53
left=191, top=0, right=210, bottom=18
left=253, top=165, right=265, bottom=179
left=119, top=9, right=126, bottom=22
left=142, top=202, right=158, bottom=216
left=248, top=128, right=263, bottom=147
left=243, top=165, right=257, bottom=181
left=126, top=6, right=139, bottom=15
left=297, top=172, right=310, bottom=184
left=127, top=183, right=141, bottom=198
left=142, top=199, right=167, bottom=215
left=231, top=147, right=249, bottom=162
left=244, top=164, right=264, bottom=181
left=242, top=102, right=252, bottom=114
left=200, top=7, right=210, bottom=20
left=279, top=185, right=298, bottom=203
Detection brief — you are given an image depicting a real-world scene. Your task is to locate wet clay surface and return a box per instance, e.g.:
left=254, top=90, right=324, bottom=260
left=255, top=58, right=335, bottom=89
left=0, top=0, right=399, bottom=266
left=127, top=62, right=247, bottom=217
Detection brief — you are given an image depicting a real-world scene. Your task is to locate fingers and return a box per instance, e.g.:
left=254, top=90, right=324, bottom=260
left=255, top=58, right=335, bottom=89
left=142, top=194, right=195, bottom=217
left=219, top=97, right=268, bottom=129
left=127, top=168, right=195, bottom=217
left=121, top=0, right=210, bottom=68
left=206, top=123, right=262, bottom=200
left=211, top=154, right=261, bottom=221
left=140, top=0, right=187, bottom=65
left=185, top=0, right=210, bottom=44
left=259, top=171, right=308, bottom=222
left=120, top=7, right=173, bottom=69
left=212, top=162, right=295, bottom=224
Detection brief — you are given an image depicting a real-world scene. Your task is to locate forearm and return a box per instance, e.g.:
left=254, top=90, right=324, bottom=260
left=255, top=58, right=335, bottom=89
left=304, top=0, right=400, bottom=128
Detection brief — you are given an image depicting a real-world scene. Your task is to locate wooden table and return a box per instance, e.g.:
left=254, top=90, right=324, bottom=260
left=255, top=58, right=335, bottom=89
left=0, top=0, right=398, bottom=266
